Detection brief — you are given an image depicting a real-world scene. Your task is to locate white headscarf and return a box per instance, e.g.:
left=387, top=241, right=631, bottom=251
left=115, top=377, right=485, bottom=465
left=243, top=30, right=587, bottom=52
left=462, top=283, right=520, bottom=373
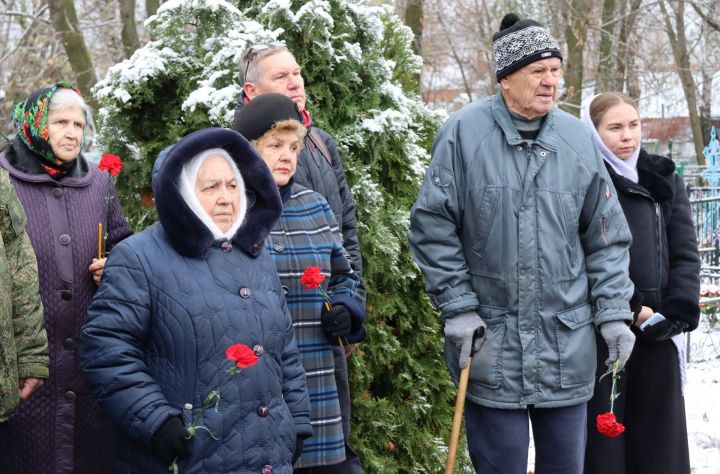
left=178, top=148, right=247, bottom=240
left=581, top=94, right=641, bottom=183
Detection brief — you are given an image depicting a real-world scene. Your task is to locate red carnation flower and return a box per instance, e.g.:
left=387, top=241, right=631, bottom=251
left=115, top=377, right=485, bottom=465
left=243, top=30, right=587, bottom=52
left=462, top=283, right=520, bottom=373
left=301, top=266, right=326, bottom=289
left=99, top=153, right=124, bottom=177
left=596, top=360, right=626, bottom=438
left=225, top=343, right=258, bottom=369
left=596, top=412, right=625, bottom=437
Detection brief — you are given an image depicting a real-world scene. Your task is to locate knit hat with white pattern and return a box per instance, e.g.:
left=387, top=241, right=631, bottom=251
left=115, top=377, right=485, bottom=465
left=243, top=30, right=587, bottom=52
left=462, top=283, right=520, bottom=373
left=492, top=13, right=563, bottom=82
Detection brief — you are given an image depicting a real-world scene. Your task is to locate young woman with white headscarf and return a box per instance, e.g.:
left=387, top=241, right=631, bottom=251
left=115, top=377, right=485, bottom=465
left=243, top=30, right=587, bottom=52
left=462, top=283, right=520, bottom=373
left=582, top=92, right=700, bottom=474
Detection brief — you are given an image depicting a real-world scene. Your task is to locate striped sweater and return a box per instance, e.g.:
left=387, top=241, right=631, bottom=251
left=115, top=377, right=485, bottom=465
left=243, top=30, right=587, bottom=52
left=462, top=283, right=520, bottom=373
left=266, top=184, right=365, bottom=468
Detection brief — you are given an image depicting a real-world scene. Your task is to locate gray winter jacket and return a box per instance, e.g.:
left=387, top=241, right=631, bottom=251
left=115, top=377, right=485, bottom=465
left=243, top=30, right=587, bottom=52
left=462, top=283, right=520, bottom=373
left=409, top=93, right=634, bottom=409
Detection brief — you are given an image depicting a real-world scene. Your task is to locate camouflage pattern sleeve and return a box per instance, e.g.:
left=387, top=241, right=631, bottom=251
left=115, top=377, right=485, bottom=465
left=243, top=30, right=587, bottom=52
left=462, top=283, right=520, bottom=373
left=0, top=171, right=48, bottom=380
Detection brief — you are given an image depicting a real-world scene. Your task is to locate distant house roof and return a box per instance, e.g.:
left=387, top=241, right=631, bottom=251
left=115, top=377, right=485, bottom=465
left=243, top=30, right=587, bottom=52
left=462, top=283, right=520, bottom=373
left=642, top=117, right=693, bottom=142
left=642, top=117, right=720, bottom=142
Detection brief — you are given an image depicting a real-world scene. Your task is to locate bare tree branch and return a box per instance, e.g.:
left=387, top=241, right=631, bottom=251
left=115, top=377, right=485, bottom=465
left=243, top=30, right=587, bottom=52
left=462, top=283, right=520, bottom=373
left=658, top=0, right=706, bottom=164
left=45, top=0, right=97, bottom=105
left=118, top=0, right=139, bottom=58
left=0, top=4, right=49, bottom=65
left=0, top=10, right=50, bottom=23
left=690, top=1, right=720, bottom=32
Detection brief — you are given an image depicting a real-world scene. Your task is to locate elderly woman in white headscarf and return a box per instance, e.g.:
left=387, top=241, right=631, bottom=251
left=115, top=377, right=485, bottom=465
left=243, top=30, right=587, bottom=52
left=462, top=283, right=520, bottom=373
left=80, top=128, right=311, bottom=474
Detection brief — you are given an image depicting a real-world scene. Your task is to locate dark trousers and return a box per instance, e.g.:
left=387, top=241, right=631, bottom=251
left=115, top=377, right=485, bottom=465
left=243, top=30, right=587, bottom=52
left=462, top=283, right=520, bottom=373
left=0, top=421, right=15, bottom=474
left=465, top=400, right=587, bottom=474
left=585, top=333, right=690, bottom=474
left=295, top=347, right=362, bottom=474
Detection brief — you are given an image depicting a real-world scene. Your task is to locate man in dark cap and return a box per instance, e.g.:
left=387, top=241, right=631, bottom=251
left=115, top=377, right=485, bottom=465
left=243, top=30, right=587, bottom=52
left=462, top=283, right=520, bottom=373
left=409, top=13, right=636, bottom=473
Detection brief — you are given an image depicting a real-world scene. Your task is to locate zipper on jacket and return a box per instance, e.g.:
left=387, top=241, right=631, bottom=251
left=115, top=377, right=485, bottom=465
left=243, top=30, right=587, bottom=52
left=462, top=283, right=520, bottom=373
left=624, top=186, right=664, bottom=298
left=655, top=202, right=663, bottom=290
left=600, top=215, right=610, bottom=246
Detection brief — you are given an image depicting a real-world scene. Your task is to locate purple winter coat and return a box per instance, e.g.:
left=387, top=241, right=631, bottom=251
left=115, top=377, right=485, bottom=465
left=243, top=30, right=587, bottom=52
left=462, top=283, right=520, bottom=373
left=0, top=141, right=132, bottom=474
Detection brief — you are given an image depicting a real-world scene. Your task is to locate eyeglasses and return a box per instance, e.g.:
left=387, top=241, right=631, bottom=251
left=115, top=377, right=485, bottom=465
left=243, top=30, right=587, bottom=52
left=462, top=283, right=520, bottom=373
left=242, top=42, right=285, bottom=83
left=522, top=65, right=564, bottom=80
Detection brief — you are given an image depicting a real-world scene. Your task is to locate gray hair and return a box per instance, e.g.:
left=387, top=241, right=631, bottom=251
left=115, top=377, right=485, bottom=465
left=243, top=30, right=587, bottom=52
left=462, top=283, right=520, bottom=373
left=178, top=148, right=247, bottom=240
left=49, top=87, right=95, bottom=133
left=238, top=42, right=289, bottom=85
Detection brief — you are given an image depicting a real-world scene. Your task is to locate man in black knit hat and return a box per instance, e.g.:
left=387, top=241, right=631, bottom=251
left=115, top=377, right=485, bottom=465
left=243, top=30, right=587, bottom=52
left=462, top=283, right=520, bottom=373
left=409, top=13, right=636, bottom=473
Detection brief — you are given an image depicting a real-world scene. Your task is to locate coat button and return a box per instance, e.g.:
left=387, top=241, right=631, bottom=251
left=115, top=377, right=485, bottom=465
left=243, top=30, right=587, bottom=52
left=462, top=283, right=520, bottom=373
left=273, top=242, right=284, bottom=252
left=63, top=338, right=75, bottom=350
left=262, top=465, right=273, bottom=474
left=64, top=390, right=76, bottom=402
left=59, top=234, right=71, bottom=245
left=540, top=151, right=547, bottom=157
left=257, top=406, right=269, bottom=417
left=253, top=345, right=264, bottom=356
left=239, top=288, right=251, bottom=298
left=52, top=187, right=63, bottom=198
left=60, top=290, right=72, bottom=301
left=281, top=285, right=289, bottom=295
left=221, top=241, right=233, bottom=252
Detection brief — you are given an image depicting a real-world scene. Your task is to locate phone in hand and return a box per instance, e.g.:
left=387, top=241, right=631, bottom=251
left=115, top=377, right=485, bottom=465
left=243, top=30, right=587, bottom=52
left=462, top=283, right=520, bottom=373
left=640, top=312, right=666, bottom=331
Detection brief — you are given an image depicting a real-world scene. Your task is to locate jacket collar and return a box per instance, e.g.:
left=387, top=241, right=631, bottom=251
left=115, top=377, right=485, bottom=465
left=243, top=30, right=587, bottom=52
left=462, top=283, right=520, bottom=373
left=0, top=139, right=94, bottom=186
left=154, top=128, right=282, bottom=259
left=607, top=148, right=675, bottom=202
left=491, top=92, right=558, bottom=152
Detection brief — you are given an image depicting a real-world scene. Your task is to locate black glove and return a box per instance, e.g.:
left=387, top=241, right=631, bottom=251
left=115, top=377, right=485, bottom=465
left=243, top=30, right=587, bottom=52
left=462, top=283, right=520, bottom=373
left=321, top=305, right=352, bottom=340
left=291, top=436, right=305, bottom=465
left=150, top=416, right=192, bottom=464
left=640, top=318, right=687, bottom=342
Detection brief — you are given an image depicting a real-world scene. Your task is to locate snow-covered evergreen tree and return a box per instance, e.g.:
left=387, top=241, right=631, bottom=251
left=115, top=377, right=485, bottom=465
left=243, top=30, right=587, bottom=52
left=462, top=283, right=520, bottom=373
left=94, top=0, right=465, bottom=471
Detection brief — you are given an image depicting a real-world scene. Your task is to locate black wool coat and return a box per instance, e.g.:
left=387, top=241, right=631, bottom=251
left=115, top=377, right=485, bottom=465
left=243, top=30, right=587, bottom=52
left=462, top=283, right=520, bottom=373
left=606, top=149, right=700, bottom=331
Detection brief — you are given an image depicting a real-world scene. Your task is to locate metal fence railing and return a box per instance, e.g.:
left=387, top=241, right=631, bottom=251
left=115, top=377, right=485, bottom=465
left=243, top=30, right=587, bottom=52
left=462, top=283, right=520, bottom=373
left=688, top=188, right=720, bottom=267
left=686, top=185, right=720, bottom=362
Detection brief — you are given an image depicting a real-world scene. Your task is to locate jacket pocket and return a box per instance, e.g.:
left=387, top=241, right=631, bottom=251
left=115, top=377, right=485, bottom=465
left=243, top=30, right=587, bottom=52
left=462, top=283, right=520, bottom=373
left=470, top=187, right=501, bottom=261
left=538, top=191, right=583, bottom=280
left=554, top=303, right=596, bottom=388
left=468, top=306, right=507, bottom=389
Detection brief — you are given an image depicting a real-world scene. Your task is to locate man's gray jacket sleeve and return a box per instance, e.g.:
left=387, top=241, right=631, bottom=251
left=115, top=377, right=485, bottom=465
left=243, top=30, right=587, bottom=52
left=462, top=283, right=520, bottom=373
left=408, top=122, right=479, bottom=318
left=578, top=147, right=635, bottom=327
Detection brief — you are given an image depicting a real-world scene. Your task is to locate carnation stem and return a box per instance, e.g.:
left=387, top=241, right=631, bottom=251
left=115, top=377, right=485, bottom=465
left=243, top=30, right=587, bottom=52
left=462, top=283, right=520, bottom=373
left=169, top=457, right=178, bottom=474
left=609, top=360, right=619, bottom=414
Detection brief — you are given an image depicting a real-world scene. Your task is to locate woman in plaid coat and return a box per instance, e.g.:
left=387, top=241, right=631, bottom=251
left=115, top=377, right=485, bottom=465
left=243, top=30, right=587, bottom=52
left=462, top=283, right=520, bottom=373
left=234, top=93, right=366, bottom=471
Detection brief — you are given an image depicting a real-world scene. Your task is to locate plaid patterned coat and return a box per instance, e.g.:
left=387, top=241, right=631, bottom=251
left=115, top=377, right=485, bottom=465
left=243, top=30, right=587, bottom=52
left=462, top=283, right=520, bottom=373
left=266, top=184, right=365, bottom=468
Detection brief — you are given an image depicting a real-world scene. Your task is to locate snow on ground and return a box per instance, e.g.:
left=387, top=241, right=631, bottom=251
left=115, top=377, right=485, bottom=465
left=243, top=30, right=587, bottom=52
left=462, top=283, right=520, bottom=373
left=686, top=318, right=720, bottom=474
left=525, top=318, right=720, bottom=474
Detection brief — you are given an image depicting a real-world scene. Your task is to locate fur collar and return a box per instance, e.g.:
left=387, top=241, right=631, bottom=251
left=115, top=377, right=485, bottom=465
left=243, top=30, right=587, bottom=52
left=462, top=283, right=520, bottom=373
left=608, top=148, right=675, bottom=202
left=154, top=128, right=282, bottom=258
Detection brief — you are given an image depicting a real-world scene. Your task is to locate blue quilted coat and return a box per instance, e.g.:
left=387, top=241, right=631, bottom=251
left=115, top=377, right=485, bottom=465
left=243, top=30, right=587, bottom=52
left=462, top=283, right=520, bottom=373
left=79, top=128, right=311, bottom=473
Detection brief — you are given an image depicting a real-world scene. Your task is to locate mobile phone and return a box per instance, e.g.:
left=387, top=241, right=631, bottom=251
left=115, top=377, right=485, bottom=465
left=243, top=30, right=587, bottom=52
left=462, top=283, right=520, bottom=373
left=640, top=312, right=666, bottom=331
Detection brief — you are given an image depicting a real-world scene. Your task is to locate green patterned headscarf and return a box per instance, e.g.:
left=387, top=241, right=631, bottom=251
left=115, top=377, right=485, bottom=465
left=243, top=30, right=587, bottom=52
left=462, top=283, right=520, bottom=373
left=12, top=82, right=85, bottom=177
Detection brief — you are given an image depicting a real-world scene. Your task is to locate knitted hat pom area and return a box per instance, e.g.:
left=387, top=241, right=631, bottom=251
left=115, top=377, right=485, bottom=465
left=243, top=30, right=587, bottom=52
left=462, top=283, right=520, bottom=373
left=492, top=12, right=563, bottom=82
left=500, top=12, right=521, bottom=31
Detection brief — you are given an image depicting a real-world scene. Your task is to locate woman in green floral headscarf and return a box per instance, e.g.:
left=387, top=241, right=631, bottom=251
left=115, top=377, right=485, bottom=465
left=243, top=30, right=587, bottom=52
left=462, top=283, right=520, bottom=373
left=0, top=83, right=132, bottom=474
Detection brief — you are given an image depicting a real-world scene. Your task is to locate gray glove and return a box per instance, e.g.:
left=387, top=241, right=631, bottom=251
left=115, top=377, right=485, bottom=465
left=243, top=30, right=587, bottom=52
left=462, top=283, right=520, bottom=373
left=600, top=320, right=636, bottom=369
left=444, top=311, right=487, bottom=369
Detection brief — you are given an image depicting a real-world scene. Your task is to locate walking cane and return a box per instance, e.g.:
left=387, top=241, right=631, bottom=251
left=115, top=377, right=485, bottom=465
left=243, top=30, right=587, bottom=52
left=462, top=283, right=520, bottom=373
left=445, top=326, right=485, bottom=474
